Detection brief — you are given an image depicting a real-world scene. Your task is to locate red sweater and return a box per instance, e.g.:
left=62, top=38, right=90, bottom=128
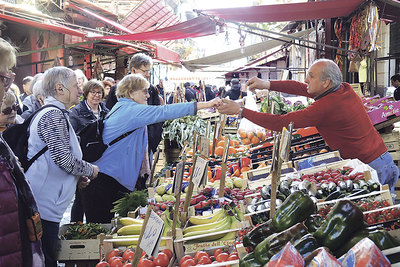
left=242, top=80, right=387, bottom=163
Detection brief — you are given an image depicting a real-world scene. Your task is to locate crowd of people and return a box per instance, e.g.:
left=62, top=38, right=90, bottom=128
left=1, top=34, right=399, bottom=267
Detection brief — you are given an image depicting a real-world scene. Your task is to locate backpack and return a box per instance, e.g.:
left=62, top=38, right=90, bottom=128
left=77, top=106, right=137, bottom=162
left=2, top=105, right=68, bottom=171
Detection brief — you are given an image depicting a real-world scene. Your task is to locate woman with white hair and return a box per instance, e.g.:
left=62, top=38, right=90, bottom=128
left=81, top=74, right=221, bottom=223
left=74, top=69, right=88, bottom=91
left=0, top=91, right=23, bottom=130
left=25, top=66, right=99, bottom=266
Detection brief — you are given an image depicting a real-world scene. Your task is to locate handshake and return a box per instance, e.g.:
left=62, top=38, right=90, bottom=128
left=205, top=97, right=242, bottom=115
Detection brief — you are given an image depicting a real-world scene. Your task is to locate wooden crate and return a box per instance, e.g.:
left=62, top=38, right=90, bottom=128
left=244, top=162, right=296, bottom=190
left=293, top=150, right=342, bottom=170
left=381, top=131, right=400, bottom=143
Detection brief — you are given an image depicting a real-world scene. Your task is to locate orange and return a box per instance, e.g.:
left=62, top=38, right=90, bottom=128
left=256, top=131, right=263, bottom=139
left=207, top=170, right=212, bottom=180
left=228, top=147, right=237, bottom=154
left=241, top=166, right=251, bottom=173
left=239, top=131, right=247, bottom=139
left=242, top=138, right=251, bottom=145
left=233, top=169, right=241, bottom=177
left=217, top=140, right=225, bottom=147
left=251, top=136, right=260, bottom=145
left=215, top=146, right=224, bottom=156
left=188, top=150, right=193, bottom=156
left=232, top=140, right=240, bottom=147
left=247, top=132, right=254, bottom=140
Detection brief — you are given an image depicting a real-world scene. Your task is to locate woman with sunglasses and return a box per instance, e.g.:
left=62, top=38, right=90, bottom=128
left=0, top=37, right=45, bottom=266
left=0, top=91, right=23, bottom=131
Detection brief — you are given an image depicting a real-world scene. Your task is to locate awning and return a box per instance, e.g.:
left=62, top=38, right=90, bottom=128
left=122, top=0, right=180, bottom=33
left=182, top=29, right=310, bottom=71
left=66, top=3, right=133, bottom=34
left=94, top=16, right=218, bottom=42
left=0, top=12, right=86, bottom=37
left=376, top=0, right=400, bottom=23
left=155, top=43, right=180, bottom=63
left=196, top=0, right=365, bottom=22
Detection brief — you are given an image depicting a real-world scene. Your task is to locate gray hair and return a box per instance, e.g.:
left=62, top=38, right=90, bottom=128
left=42, top=66, right=76, bottom=97
left=29, top=73, right=44, bottom=94
left=32, top=80, right=44, bottom=98
left=313, top=59, right=343, bottom=89
left=128, top=53, right=152, bottom=71
left=0, top=38, right=16, bottom=72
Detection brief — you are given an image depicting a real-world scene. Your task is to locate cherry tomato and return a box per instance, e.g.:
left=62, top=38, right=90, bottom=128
left=110, top=257, right=124, bottom=267
left=213, top=248, right=223, bottom=258
left=162, top=249, right=173, bottom=260
left=197, top=256, right=212, bottom=264
left=216, top=252, right=229, bottom=262
left=228, top=254, right=239, bottom=261
left=107, top=249, right=122, bottom=263
left=180, top=259, right=195, bottom=267
left=122, top=249, right=135, bottom=262
left=138, top=258, right=155, bottom=267
left=108, top=257, right=122, bottom=265
left=194, top=251, right=209, bottom=262
left=96, top=262, right=110, bottom=267
left=179, top=255, right=193, bottom=266
left=154, top=252, right=169, bottom=267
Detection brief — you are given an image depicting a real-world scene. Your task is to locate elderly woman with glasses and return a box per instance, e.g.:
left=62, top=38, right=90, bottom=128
left=0, top=38, right=45, bottom=266
left=81, top=74, right=222, bottom=223
left=0, top=91, right=23, bottom=131
left=24, top=66, right=99, bottom=266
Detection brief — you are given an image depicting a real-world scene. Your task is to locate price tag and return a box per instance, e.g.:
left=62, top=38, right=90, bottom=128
left=280, top=127, right=290, bottom=161
left=140, top=210, right=165, bottom=257
left=192, top=157, right=208, bottom=187
left=172, top=161, right=184, bottom=194
left=200, top=137, right=210, bottom=158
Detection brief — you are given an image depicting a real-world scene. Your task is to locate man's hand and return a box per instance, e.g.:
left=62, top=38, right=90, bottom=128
left=197, top=97, right=222, bottom=110
left=245, top=77, right=270, bottom=93
left=78, top=176, right=90, bottom=189
left=217, top=99, right=242, bottom=115
left=90, top=165, right=99, bottom=180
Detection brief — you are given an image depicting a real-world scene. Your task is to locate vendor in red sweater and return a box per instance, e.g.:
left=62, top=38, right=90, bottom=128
left=218, top=59, right=399, bottom=194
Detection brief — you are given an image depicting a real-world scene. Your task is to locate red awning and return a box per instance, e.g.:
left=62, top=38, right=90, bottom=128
left=0, top=13, right=86, bottom=37
left=94, top=16, right=218, bottom=42
left=122, top=0, right=180, bottom=33
left=197, top=0, right=365, bottom=22
left=66, top=3, right=134, bottom=34
left=155, top=43, right=180, bottom=63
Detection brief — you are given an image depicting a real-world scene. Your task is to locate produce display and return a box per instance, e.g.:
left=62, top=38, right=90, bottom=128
left=60, top=222, right=110, bottom=240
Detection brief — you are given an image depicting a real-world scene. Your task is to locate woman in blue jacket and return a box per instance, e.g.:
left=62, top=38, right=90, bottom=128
left=81, top=74, right=221, bottom=223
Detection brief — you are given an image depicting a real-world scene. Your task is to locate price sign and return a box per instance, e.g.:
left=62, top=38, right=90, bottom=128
left=139, top=210, right=165, bottom=257
left=200, top=136, right=209, bottom=158
left=192, top=157, right=208, bottom=187
left=280, top=127, right=290, bottom=161
left=172, top=161, right=185, bottom=194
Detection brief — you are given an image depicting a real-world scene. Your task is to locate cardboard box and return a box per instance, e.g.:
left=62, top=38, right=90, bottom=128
left=293, top=151, right=342, bottom=170
left=56, top=224, right=112, bottom=261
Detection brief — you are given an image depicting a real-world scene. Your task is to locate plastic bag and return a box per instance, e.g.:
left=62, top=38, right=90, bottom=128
left=238, top=92, right=266, bottom=145
left=339, top=237, right=391, bottom=267
left=266, top=242, right=304, bottom=267
left=305, top=247, right=341, bottom=267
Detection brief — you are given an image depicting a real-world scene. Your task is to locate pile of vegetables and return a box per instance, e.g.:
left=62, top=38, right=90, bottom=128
left=61, top=222, right=110, bottom=240
left=162, top=115, right=206, bottom=147
left=111, top=190, right=148, bottom=217
left=260, top=94, right=308, bottom=115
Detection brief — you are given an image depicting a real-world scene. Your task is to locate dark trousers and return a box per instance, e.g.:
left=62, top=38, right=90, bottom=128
left=70, top=186, right=84, bottom=222
left=80, top=172, right=131, bottom=223
left=41, top=219, right=59, bottom=267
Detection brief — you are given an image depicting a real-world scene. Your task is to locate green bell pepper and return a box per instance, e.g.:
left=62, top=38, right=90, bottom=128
left=368, top=229, right=400, bottom=250
left=272, top=191, right=316, bottom=232
left=305, top=214, right=323, bottom=233
left=313, top=200, right=364, bottom=251
left=293, top=233, right=320, bottom=258
left=243, top=219, right=276, bottom=249
left=239, top=252, right=263, bottom=267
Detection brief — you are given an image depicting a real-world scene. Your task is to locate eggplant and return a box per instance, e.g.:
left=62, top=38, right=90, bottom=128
left=316, top=189, right=325, bottom=199
left=279, top=180, right=291, bottom=197
left=276, top=199, right=283, bottom=207
left=357, top=180, right=368, bottom=190
left=347, top=189, right=369, bottom=198
left=325, top=190, right=342, bottom=201
left=261, top=185, right=271, bottom=200
left=328, top=182, right=337, bottom=193
left=345, top=180, right=354, bottom=192
left=338, top=181, right=347, bottom=191
left=320, top=183, right=329, bottom=194
left=367, top=180, right=380, bottom=191
left=251, top=198, right=259, bottom=205
left=256, top=205, right=266, bottom=212
left=246, top=205, right=256, bottom=214
left=290, top=187, right=298, bottom=194
left=277, top=192, right=287, bottom=201
left=310, top=196, right=318, bottom=204
left=264, top=201, right=271, bottom=210
left=353, top=183, right=360, bottom=190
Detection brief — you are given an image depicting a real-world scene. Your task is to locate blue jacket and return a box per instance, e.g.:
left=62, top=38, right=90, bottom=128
left=95, top=98, right=196, bottom=190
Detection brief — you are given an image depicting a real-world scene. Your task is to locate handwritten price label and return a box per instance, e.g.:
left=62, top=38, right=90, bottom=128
left=192, top=157, right=208, bottom=187
left=139, top=210, right=164, bottom=257
left=173, top=161, right=184, bottom=194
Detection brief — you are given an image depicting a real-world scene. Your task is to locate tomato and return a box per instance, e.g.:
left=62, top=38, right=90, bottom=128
left=162, top=249, right=173, bottom=260
left=154, top=252, right=169, bottom=267
left=138, top=258, right=155, bottom=267
left=197, top=256, right=212, bottom=264
left=122, top=249, right=135, bottom=262
left=110, top=257, right=124, bottom=267
left=213, top=248, right=223, bottom=258
left=107, top=249, right=122, bottom=263
left=179, top=255, right=193, bottom=266
left=216, top=253, right=229, bottom=262
left=96, top=262, right=110, bottom=267
left=122, top=264, right=131, bottom=267
left=228, top=254, right=239, bottom=261
left=194, top=251, right=209, bottom=262
left=180, top=259, right=195, bottom=267
left=108, top=257, right=122, bottom=265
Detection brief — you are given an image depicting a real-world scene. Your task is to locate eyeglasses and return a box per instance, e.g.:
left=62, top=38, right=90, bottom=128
left=137, top=68, right=151, bottom=74
left=89, top=91, right=103, bottom=96
left=0, top=72, right=15, bottom=89
left=2, top=103, right=19, bottom=115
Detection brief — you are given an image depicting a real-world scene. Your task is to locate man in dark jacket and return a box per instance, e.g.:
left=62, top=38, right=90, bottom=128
left=391, top=74, right=400, bottom=100
left=184, top=82, right=197, bottom=102
left=225, top=78, right=246, bottom=100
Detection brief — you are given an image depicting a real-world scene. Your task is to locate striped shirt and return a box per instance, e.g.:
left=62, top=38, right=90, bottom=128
left=37, top=109, right=93, bottom=176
